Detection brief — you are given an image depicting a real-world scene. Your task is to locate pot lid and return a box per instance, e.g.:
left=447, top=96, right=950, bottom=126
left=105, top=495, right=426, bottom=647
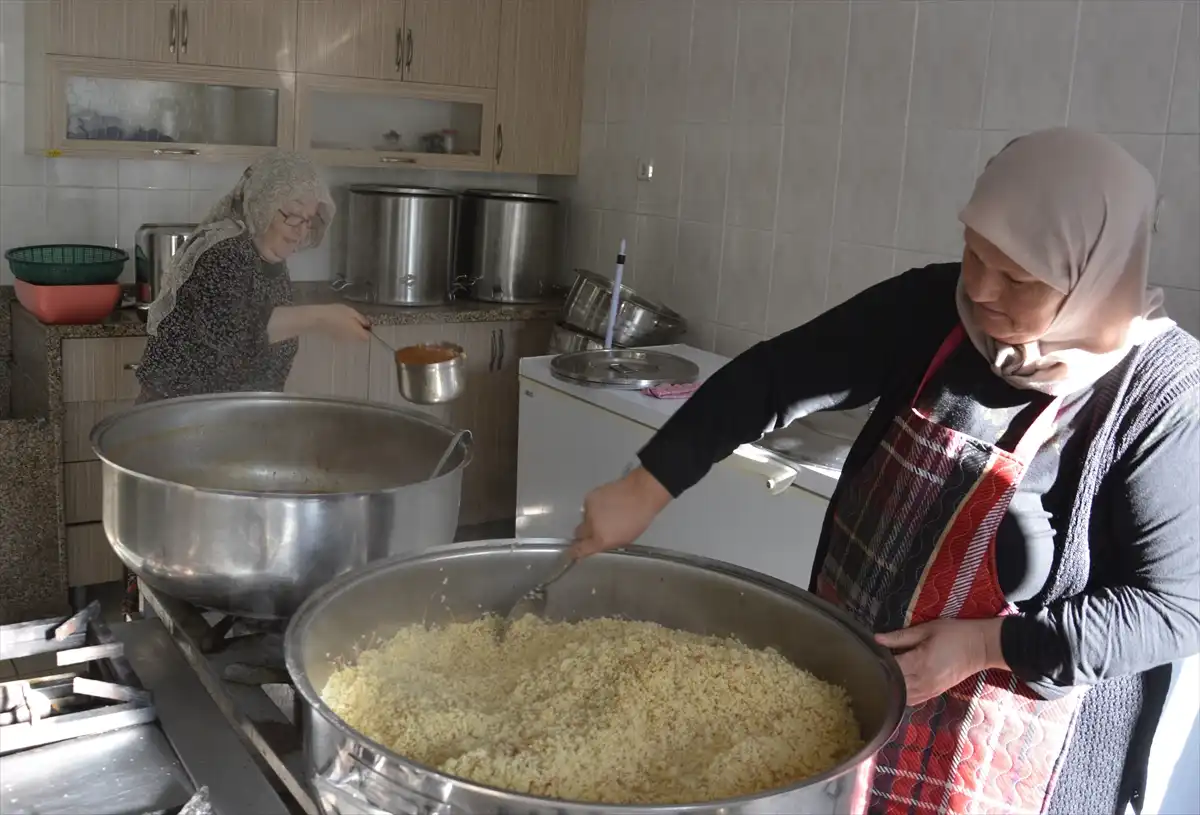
left=348, top=184, right=456, bottom=197
left=550, top=349, right=700, bottom=389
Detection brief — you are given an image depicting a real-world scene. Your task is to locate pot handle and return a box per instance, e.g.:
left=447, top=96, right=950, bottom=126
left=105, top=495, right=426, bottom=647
left=330, top=277, right=352, bottom=291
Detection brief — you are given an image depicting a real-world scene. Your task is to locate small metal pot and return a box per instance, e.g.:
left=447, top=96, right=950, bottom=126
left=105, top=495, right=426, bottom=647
left=548, top=322, right=616, bottom=354
left=561, top=269, right=686, bottom=347
left=395, top=343, right=466, bottom=405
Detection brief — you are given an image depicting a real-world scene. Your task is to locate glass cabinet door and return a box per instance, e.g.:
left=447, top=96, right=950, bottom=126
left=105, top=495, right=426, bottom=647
left=296, top=74, right=494, bottom=170
left=46, top=57, right=294, bottom=159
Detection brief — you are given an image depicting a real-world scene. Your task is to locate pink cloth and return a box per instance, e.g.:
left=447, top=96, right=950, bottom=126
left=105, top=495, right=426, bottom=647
left=643, top=383, right=699, bottom=399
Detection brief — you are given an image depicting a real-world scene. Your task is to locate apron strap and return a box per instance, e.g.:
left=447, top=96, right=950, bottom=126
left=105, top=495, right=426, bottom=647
left=914, top=323, right=1064, bottom=463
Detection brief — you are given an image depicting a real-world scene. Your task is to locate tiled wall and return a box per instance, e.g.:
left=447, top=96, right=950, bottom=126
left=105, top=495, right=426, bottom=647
left=0, top=0, right=539, bottom=285
left=560, top=0, right=1200, bottom=356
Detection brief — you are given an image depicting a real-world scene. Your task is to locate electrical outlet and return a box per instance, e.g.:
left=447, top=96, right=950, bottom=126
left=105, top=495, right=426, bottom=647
left=637, top=160, right=654, bottom=181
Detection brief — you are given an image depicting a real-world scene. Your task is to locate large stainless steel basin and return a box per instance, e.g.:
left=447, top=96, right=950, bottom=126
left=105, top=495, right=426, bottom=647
left=90, top=393, right=472, bottom=619
left=287, top=540, right=905, bottom=815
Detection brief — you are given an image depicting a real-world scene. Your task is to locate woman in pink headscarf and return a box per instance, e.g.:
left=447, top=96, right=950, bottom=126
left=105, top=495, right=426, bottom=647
left=572, top=129, right=1200, bottom=814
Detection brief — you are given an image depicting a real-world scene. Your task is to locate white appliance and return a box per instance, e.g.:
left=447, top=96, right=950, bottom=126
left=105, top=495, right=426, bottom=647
left=516, top=344, right=838, bottom=589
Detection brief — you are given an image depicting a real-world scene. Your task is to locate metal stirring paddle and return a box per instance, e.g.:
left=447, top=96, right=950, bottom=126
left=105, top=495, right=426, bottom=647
left=497, top=551, right=577, bottom=640
left=429, top=429, right=468, bottom=480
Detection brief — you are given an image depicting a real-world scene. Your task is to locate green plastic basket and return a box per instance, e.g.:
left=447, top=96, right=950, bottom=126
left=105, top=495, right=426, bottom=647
left=5, top=244, right=129, bottom=286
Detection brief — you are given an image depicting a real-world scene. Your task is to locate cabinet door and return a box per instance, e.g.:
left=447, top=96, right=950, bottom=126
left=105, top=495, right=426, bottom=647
left=48, top=0, right=179, bottom=63
left=493, top=0, right=585, bottom=174
left=284, top=334, right=371, bottom=399
left=377, top=0, right=407, bottom=80
left=296, top=0, right=386, bottom=78
left=402, top=0, right=501, bottom=88
left=178, top=0, right=298, bottom=71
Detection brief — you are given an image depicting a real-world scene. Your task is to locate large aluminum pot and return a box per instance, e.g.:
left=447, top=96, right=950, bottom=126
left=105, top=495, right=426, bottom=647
left=455, top=190, right=560, bottom=304
left=286, top=540, right=905, bottom=815
left=337, top=185, right=457, bottom=306
left=561, top=269, right=686, bottom=347
left=90, top=393, right=473, bottom=619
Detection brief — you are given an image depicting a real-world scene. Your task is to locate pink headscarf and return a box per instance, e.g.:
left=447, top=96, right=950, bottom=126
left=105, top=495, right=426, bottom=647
left=956, top=128, right=1173, bottom=396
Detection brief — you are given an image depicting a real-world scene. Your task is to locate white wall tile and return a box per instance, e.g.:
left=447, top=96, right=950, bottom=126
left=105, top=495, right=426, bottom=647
left=712, top=324, right=762, bottom=358
left=643, top=0, right=691, bottom=126
left=45, top=187, right=119, bottom=246
left=679, top=124, right=730, bottom=224
left=632, top=215, right=677, bottom=303
left=0, top=185, right=47, bottom=257
left=45, top=157, right=119, bottom=188
left=581, top=0, right=612, bottom=125
left=716, top=226, right=773, bottom=332
left=636, top=124, right=684, bottom=218
left=604, top=0, right=649, bottom=124
left=1104, top=133, right=1165, bottom=183
left=1169, top=1, right=1200, bottom=135
left=567, top=207, right=602, bottom=275
left=1068, top=1, right=1180, bottom=133
left=1151, top=135, right=1200, bottom=291
left=786, top=1, right=850, bottom=128
left=118, top=159, right=191, bottom=190
left=842, top=1, right=917, bottom=128
left=601, top=123, right=639, bottom=211
left=908, top=0, right=992, bottom=129
left=833, top=126, right=906, bottom=246
left=768, top=231, right=830, bottom=336
left=731, top=1, right=793, bottom=127
left=894, top=250, right=959, bottom=275
left=826, top=242, right=894, bottom=309
left=0, top=83, right=44, bottom=186
left=574, top=123, right=607, bottom=210
left=725, top=125, right=782, bottom=231
left=983, top=1, right=1078, bottom=130
left=188, top=188, right=225, bottom=222
left=1161, top=284, right=1200, bottom=338
left=685, top=0, right=739, bottom=124
left=777, top=124, right=840, bottom=237
left=896, top=127, right=980, bottom=256
left=670, top=220, right=723, bottom=323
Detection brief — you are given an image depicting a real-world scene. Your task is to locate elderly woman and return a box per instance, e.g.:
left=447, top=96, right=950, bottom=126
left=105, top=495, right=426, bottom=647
left=573, top=129, right=1199, bottom=814
left=136, top=150, right=369, bottom=402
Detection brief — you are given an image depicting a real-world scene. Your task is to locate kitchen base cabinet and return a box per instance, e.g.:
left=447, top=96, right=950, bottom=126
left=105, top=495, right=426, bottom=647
left=516, top=378, right=829, bottom=590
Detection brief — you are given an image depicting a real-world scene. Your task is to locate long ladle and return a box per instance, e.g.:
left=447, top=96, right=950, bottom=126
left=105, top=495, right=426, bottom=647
left=429, top=429, right=468, bottom=480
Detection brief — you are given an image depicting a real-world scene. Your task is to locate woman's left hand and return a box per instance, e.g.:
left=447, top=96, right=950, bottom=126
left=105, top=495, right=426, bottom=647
left=876, top=618, right=1007, bottom=706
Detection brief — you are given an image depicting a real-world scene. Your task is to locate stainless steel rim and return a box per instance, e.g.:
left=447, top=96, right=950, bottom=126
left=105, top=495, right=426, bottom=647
left=284, top=539, right=906, bottom=812
left=460, top=189, right=559, bottom=203
left=89, top=392, right=474, bottom=499
left=348, top=185, right=457, bottom=197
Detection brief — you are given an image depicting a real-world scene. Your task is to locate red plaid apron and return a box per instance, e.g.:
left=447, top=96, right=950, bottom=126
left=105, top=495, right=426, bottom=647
left=816, top=325, right=1085, bottom=815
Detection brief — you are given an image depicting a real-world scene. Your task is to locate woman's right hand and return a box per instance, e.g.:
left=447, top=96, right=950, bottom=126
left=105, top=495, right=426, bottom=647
left=570, top=467, right=673, bottom=558
left=306, top=303, right=371, bottom=342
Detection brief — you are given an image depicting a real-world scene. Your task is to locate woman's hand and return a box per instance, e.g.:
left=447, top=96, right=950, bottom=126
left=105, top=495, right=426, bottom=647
left=307, top=304, right=371, bottom=342
left=876, top=618, right=1008, bottom=705
left=570, top=467, right=673, bottom=558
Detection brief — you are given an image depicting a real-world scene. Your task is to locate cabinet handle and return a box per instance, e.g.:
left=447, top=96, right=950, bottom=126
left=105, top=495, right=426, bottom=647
left=379, top=156, right=416, bottom=164
left=405, top=29, right=414, bottom=71
left=169, top=6, right=177, bottom=53
left=181, top=6, right=188, bottom=54
left=497, top=329, right=506, bottom=369
left=494, top=123, right=503, bottom=164
left=489, top=330, right=498, bottom=372
left=123, top=363, right=140, bottom=372
left=395, top=28, right=403, bottom=71
left=153, top=148, right=199, bottom=156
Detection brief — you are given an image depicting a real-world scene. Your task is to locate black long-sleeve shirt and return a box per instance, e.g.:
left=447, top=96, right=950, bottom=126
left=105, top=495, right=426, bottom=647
left=639, top=264, right=1200, bottom=693
left=138, top=235, right=298, bottom=399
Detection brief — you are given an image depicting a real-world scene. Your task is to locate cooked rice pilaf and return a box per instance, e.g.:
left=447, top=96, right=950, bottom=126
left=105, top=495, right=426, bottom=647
left=321, top=616, right=861, bottom=805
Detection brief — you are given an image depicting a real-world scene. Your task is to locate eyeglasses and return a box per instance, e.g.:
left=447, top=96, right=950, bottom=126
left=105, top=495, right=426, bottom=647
left=278, top=209, right=320, bottom=229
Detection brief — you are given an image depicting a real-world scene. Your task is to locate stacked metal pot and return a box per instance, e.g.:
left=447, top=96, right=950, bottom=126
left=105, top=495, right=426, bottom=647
left=551, top=269, right=688, bottom=353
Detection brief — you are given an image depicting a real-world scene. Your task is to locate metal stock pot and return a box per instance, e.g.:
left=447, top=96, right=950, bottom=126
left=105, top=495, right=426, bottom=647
left=285, top=539, right=905, bottom=815
left=90, top=393, right=472, bottom=618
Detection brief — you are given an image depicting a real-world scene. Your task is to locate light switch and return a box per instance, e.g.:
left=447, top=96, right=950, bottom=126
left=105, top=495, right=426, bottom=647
left=637, top=160, right=654, bottom=181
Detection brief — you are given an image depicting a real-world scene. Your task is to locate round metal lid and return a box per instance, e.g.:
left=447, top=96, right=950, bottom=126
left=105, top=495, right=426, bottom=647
left=348, top=184, right=457, bottom=197
left=550, top=349, right=700, bottom=389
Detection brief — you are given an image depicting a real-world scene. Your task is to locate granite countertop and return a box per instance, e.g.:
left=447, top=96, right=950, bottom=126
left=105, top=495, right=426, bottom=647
left=3, top=283, right=561, bottom=339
